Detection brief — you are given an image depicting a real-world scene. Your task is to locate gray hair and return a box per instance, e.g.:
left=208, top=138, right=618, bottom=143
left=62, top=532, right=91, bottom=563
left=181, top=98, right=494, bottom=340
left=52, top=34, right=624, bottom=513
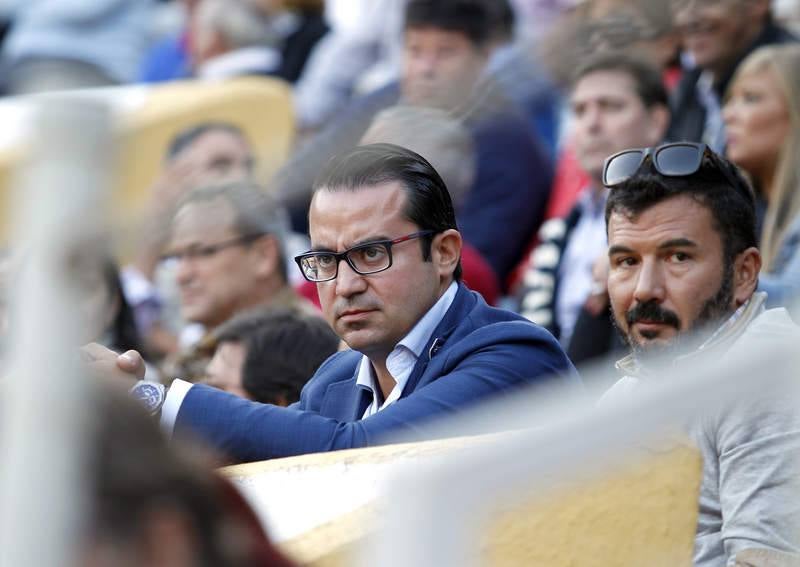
left=195, top=0, right=284, bottom=49
left=176, top=181, right=291, bottom=281
left=360, top=105, right=476, bottom=207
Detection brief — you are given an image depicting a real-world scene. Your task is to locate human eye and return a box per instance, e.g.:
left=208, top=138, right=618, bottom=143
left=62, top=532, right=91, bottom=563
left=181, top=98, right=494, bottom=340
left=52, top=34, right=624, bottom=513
left=437, top=44, right=457, bottom=58
left=741, top=89, right=762, bottom=104
left=668, top=251, right=691, bottom=263
left=612, top=255, right=638, bottom=268
left=599, top=98, right=625, bottom=112
left=315, top=253, right=336, bottom=269
left=192, top=245, right=220, bottom=259
left=352, top=244, right=389, bottom=268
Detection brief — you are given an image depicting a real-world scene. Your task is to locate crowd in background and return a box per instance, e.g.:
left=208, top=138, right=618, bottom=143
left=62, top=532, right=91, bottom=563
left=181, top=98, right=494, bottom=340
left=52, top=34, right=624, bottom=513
left=0, top=0, right=800, bottom=565
left=2, top=0, right=792, bottom=375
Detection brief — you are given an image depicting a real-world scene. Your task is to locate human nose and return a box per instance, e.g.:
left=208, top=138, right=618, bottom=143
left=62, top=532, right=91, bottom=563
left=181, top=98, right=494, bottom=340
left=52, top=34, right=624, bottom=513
left=413, top=52, right=438, bottom=77
left=579, top=105, right=602, bottom=133
left=175, top=255, right=196, bottom=286
left=334, top=257, right=368, bottom=297
left=721, top=100, right=738, bottom=127
left=632, top=259, right=666, bottom=305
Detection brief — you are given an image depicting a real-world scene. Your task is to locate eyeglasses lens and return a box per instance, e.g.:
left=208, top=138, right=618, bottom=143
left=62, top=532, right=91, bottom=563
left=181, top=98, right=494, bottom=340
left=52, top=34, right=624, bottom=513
left=654, top=145, right=702, bottom=176
left=605, top=151, right=645, bottom=186
left=301, top=256, right=330, bottom=281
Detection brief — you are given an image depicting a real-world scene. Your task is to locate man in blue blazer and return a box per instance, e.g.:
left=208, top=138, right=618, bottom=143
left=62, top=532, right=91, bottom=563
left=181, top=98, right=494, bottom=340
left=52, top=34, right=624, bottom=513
left=108, top=143, right=576, bottom=462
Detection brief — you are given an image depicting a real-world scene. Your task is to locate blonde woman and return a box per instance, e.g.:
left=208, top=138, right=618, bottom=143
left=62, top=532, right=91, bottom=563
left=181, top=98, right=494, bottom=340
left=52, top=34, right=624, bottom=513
left=723, top=44, right=800, bottom=308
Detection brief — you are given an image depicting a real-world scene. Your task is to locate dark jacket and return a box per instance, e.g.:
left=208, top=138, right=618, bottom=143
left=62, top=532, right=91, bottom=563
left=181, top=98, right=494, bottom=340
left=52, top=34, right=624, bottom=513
left=667, top=20, right=797, bottom=143
left=175, top=284, right=577, bottom=462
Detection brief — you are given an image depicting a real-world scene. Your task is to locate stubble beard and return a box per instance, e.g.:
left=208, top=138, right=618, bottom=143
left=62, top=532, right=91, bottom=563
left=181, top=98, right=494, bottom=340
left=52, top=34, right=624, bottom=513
left=614, top=260, right=736, bottom=367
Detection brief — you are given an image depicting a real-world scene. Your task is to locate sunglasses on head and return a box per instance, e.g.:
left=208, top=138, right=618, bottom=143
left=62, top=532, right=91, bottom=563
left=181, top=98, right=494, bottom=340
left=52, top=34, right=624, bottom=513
left=602, top=142, right=715, bottom=188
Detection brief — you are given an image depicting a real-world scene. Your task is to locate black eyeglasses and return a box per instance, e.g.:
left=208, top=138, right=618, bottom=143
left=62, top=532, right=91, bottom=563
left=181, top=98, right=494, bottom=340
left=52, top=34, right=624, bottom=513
left=294, top=231, right=435, bottom=282
left=161, top=233, right=264, bottom=263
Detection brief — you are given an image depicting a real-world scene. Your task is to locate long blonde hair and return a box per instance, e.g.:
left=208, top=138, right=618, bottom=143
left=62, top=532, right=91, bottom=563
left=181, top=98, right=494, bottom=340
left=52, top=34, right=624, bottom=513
left=728, top=44, right=800, bottom=272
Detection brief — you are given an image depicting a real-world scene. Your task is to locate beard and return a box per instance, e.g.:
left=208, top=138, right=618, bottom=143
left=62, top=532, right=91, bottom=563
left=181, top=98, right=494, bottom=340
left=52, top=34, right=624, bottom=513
left=614, top=260, right=735, bottom=366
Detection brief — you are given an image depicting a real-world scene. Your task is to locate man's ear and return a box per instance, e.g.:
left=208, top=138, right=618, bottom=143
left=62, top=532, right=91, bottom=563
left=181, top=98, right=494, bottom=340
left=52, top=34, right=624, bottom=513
left=733, top=247, right=761, bottom=306
left=252, top=235, right=281, bottom=278
left=432, top=229, right=462, bottom=279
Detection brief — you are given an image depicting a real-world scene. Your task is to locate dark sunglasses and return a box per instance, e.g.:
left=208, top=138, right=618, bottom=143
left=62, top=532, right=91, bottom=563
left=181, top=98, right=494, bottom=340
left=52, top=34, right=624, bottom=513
left=602, top=142, right=717, bottom=188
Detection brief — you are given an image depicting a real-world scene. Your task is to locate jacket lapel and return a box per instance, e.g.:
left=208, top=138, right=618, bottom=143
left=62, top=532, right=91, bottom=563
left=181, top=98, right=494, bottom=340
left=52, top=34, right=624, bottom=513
left=321, top=371, right=373, bottom=421
left=401, top=284, right=475, bottom=398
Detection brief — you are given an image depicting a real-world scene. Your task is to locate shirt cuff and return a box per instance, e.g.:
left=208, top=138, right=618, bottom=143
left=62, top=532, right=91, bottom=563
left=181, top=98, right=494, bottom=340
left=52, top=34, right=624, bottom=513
left=160, top=379, right=194, bottom=438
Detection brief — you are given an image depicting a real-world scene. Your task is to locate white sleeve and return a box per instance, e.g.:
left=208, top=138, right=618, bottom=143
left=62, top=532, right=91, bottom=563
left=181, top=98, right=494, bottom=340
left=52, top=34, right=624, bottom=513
left=160, top=379, right=194, bottom=438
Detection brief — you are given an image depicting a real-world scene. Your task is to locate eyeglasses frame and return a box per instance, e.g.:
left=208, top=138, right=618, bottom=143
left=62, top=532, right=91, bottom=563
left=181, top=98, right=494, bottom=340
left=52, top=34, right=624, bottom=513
left=294, top=230, right=437, bottom=282
left=160, top=232, right=265, bottom=263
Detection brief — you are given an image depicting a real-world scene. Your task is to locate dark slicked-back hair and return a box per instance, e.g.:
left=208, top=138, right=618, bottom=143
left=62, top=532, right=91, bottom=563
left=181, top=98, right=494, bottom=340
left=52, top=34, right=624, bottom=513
left=605, top=148, right=758, bottom=267
left=571, top=51, right=669, bottom=109
left=313, top=143, right=462, bottom=280
left=404, top=0, right=494, bottom=47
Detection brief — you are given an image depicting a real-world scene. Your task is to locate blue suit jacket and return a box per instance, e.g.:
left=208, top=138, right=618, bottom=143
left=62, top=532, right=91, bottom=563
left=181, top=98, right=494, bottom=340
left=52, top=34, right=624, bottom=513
left=175, top=284, right=577, bottom=462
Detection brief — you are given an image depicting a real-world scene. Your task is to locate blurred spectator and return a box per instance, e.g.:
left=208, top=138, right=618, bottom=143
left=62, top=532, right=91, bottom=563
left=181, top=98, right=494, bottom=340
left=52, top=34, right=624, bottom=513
left=516, top=52, right=669, bottom=365
left=264, top=0, right=328, bottom=83
left=484, top=0, right=562, bottom=156
left=667, top=0, right=797, bottom=151
left=580, top=0, right=682, bottom=87
left=205, top=307, right=338, bottom=404
left=139, top=0, right=198, bottom=83
left=1, top=0, right=154, bottom=94
left=122, top=122, right=256, bottom=358
left=83, top=383, right=297, bottom=567
left=78, top=256, right=147, bottom=360
left=292, top=0, right=406, bottom=129
left=507, top=0, right=683, bottom=293
left=190, top=0, right=284, bottom=79
left=276, top=0, right=553, bottom=285
left=189, top=0, right=327, bottom=82
left=161, top=181, right=310, bottom=383
left=723, top=44, right=800, bottom=308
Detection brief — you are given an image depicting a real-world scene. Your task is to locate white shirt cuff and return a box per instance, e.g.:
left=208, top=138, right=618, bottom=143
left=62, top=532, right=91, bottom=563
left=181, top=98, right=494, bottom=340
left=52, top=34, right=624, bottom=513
left=160, top=379, right=194, bottom=438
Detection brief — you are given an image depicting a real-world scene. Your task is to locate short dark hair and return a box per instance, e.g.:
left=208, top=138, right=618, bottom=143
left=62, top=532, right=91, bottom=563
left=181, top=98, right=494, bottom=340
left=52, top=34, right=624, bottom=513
left=404, top=0, right=494, bottom=47
left=605, top=148, right=758, bottom=266
left=166, top=122, right=249, bottom=162
left=571, top=51, right=669, bottom=109
left=213, top=308, right=339, bottom=405
left=489, top=0, right=516, bottom=43
left=312, top=143, right=463, bottom=280
left=175, top=181, right=289, bottom=282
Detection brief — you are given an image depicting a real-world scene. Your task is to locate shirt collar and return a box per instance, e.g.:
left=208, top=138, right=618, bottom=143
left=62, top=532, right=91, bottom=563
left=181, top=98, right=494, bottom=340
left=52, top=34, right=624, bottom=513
left=356, top=281, right=459, bottom=389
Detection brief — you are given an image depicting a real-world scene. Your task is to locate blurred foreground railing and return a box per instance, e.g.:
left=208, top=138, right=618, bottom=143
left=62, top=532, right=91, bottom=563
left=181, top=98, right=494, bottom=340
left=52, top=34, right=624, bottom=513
left=0, top=99, right=113, bottom=567
left=366, top=315, right=800, bottom=567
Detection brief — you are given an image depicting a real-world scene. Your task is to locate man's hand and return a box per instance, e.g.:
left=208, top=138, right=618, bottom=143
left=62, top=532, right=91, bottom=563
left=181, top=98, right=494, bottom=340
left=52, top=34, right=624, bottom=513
left=81, top=343, right=146, bottom=384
